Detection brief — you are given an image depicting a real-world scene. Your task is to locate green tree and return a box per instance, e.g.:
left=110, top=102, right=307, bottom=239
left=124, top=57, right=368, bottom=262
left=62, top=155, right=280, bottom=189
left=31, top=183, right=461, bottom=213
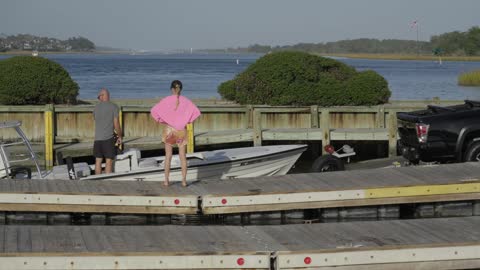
left=218, top=51, right=391, bottom=106
left=67, top=36, right=95, bottom=51
left=465, top=26, right=480, bottom=56
left=430, top=31, right=467, bottom=55
left=0, top=56, right=79, bottom=105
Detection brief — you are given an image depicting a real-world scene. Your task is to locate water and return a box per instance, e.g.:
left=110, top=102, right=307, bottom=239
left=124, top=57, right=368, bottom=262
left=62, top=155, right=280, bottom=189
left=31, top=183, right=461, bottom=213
left=1, top=53, right=480, bottom=100
left=339, top=57, right=480, bottom=100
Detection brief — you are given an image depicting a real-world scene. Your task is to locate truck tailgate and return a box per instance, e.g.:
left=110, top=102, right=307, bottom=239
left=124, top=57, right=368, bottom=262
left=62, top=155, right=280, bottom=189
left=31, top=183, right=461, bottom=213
left=397, top=112, right=420, bottom=146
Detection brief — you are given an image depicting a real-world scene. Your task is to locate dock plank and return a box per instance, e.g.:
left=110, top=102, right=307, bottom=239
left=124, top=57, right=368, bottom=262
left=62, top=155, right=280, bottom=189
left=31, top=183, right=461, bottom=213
left=17, top=226, right=32, bottom=252
left=1, top=217, right=480, bottom=269
left=4, top=226, right=19, bottom=252
left=1, top=163, right=480, bottom=215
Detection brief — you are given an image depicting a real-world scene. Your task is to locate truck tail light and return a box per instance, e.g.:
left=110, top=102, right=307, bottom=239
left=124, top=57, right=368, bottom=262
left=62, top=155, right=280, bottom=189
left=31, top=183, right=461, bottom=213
left=415, top=123, right=429, bottom=143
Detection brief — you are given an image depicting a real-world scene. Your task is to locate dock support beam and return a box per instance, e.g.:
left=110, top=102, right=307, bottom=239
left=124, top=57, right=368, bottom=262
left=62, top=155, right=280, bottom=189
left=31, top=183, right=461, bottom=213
left=320, top=109, right=330, bottom=155
left=253, top=109, right=262, bottom=146
left=187, top=123, right=194, bottom=153
left=44, top=104, right=54, bottom=169
left=388, top=111, right=398, bottom=157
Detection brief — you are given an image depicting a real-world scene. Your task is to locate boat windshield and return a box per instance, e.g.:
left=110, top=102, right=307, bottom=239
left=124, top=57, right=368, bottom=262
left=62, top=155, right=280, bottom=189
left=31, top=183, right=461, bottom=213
left=0, top=121, right=43, bottom=179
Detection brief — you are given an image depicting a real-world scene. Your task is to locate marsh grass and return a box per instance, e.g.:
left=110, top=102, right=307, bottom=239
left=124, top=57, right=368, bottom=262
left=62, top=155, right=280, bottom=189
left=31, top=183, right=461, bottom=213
left=458, top=70, right=480, bottom=86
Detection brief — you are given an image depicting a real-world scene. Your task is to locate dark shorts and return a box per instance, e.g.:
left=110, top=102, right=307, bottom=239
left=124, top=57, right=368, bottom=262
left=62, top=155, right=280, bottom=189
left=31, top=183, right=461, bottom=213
left=93, top=137, right=116, bottom=159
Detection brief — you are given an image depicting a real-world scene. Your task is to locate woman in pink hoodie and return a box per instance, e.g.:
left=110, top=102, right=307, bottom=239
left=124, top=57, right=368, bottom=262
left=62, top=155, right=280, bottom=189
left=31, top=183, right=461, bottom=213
left=150, top=80, right=201, bottom=187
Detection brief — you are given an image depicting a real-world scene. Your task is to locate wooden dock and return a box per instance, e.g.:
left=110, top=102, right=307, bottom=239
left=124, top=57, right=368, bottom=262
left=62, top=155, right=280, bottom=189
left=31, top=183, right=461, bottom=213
left=201, top=161, right=480, bottom=214
left=1, top=217, right=480, bottom=269
left=0, top=162, right=480, bottom=219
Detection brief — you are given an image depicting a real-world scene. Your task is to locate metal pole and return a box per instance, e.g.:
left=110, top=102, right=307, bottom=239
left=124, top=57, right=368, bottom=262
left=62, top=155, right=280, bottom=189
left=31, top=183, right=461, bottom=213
left=416, top=22, right=419, bottom=56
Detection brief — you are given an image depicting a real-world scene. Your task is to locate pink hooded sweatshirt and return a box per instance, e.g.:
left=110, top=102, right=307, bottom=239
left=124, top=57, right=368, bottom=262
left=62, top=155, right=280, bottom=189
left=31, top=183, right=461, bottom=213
left=150, top=95, right=201, bottom=130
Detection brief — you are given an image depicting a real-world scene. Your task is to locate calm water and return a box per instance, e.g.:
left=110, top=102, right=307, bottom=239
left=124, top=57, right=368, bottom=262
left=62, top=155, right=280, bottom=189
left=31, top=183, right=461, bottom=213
left=1, top=53, right=480, bottom=101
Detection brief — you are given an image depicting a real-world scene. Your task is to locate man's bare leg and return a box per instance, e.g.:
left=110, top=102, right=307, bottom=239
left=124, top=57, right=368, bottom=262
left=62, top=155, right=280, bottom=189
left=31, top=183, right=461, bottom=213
left=105, top=158, right=114, bottom=174
left=95, top=158, right=103, bottom=175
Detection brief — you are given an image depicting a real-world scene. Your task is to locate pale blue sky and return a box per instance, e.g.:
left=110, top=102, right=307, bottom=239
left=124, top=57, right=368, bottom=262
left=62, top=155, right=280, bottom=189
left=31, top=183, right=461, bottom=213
left=1, top=0, right=479, bottom=51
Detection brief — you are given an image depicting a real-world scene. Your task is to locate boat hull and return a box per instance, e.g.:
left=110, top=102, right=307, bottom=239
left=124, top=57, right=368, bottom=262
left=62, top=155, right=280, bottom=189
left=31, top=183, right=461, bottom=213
left=76, top=145, right=307, bottom=182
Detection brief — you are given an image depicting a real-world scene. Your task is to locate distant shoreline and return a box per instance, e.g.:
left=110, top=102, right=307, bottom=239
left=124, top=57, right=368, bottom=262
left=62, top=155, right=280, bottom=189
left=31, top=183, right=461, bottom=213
left=0, top=50, right=129, bottom=56
left=2, top=50, right=480, bottom=62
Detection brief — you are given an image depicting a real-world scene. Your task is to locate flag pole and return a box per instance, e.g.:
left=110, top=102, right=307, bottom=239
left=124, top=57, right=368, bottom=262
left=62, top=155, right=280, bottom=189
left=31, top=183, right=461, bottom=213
left=416, top=22, right=419, bottom=56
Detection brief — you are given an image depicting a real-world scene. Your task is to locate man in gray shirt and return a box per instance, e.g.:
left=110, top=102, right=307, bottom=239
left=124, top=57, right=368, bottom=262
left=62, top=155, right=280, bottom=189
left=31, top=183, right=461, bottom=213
left=93, top=88, right=122, bottom=174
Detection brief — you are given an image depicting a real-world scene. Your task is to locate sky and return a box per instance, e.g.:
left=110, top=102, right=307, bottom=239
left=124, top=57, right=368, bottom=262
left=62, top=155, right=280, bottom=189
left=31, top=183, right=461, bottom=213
left=1, top=0, right=479, bottom=51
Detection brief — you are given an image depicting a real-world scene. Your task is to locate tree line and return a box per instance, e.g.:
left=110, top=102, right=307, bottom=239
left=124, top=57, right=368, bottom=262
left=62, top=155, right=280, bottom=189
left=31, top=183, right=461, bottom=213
left=0, top=34, right=95, bottom=52
left=224, top=26, right=480, bottom=56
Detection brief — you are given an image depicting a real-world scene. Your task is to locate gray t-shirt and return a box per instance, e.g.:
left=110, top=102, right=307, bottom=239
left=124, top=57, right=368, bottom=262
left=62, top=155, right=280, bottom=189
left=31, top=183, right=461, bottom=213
left=93, top=101, right=119, bottom=141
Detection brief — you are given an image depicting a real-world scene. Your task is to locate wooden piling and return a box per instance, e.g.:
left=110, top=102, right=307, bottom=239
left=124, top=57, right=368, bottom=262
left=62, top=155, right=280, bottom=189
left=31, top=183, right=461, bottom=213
left=187, top=123, right=194, bottom=153
left=44, top=104, right=54, bottom=169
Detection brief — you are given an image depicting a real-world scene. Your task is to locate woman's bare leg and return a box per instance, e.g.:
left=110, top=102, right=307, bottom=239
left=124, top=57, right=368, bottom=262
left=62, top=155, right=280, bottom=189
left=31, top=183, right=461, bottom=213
left=164, top=143, right=173, bottom=186
left=178, top=144, right=187, bottom=186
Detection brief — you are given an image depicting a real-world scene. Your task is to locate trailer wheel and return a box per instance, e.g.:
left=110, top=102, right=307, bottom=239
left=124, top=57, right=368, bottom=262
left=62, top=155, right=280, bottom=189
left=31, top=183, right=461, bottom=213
left=464, top=141, right=480, bottom=161
left=310, top=155, right=345, bottom=173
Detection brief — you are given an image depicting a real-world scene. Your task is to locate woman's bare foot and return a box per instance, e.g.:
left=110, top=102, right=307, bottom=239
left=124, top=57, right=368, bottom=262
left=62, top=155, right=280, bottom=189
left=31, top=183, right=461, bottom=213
left=163, top=180, right=170, bottom=187
left=181, top=181, right=187, bottom=187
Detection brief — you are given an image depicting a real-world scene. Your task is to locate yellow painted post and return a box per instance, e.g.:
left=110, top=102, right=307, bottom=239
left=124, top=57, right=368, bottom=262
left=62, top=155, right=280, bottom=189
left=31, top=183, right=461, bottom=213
left=44, top=104, right=54, bottom=169
left=118, top=107, right=123, bottom=129
left=187, top=123, right=194, bottom=153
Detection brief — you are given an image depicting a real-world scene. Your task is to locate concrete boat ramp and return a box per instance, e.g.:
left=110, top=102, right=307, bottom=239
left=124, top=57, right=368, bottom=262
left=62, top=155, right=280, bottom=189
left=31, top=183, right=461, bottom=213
left=1, top=217, right=480, bottom=269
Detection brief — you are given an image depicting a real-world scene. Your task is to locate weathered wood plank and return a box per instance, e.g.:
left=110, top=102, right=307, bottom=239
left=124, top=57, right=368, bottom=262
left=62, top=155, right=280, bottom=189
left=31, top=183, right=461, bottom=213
left=262, top=128, right=323, bottom=140
left=1, top=217, right=480, bottom=269
left=2, top=163, right=480, bottom=215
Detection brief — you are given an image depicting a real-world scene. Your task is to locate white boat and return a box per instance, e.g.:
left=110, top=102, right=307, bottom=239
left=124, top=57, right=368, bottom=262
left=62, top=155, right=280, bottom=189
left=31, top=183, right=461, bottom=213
left=0, top=121, right=307, bottom=182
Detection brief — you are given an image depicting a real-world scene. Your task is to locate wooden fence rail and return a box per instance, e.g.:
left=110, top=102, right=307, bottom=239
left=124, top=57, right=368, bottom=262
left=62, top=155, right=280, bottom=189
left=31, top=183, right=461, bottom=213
left=0, top=100, right=463, bottom=167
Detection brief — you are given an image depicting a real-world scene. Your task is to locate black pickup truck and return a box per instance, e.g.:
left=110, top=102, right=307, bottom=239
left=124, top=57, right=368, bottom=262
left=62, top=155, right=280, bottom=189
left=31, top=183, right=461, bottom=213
left=397, top=100, right=480, bottom=164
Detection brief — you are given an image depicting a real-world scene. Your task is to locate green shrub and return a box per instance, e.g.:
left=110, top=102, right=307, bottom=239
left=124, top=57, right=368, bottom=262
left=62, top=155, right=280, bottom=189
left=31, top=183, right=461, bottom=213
left=218, top=51, right=391, bottom=106
left=0, top=56, right=79, bottom=105
left=344, top=70, right=390, bottom=105
left=458, top=70, right=480, bottom=86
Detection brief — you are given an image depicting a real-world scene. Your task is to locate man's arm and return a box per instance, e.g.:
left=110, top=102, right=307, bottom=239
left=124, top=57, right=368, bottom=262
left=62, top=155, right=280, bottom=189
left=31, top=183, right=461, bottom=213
left=113, top=116, right=122, bottom=143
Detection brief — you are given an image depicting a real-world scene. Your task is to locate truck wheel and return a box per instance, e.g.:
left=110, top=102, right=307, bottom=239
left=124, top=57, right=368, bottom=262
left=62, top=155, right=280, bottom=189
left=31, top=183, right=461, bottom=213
left=310, top=155, right=345, bottom=172
left=464, top=141, right=480, bottom=161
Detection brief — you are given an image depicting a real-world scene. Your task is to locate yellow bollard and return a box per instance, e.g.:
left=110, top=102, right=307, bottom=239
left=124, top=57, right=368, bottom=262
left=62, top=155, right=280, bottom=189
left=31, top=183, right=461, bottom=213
left=187, top=123, right=194, bottom=153
left=44, top=104, right=54, bottom=169
left=118, top=107, right=123, bottom=128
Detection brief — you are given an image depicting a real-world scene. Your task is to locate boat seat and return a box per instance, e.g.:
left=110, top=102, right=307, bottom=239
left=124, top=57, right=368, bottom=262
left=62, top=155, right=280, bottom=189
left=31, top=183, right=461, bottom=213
left=114, top=148, right=141, bottom=172
left=138, top=157, right=159, bottom=168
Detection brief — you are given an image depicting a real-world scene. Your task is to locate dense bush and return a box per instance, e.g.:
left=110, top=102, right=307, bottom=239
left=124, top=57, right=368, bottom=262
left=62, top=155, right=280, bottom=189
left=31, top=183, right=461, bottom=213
left=343, top=70, right=390, bottom=105
left=0, top=56, right=79, bottom=105
left=218, top=51, right=391, bottom=106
